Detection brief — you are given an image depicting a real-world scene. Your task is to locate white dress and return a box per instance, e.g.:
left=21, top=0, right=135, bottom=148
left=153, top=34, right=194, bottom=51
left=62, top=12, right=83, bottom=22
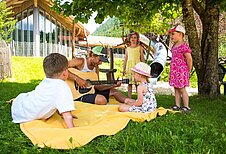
left=129, top=82, right=157, bottom=113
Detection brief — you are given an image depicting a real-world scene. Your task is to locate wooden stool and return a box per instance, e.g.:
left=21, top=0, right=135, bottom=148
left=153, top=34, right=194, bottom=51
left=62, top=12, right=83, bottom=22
left=99, top=48, right=117, bottom=81
left=99, top=68, right=117, bottom=81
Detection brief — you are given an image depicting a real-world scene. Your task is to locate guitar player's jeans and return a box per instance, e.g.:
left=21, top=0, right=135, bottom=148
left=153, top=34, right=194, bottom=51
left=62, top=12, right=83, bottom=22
left=75, top=89, right=110, bottom=104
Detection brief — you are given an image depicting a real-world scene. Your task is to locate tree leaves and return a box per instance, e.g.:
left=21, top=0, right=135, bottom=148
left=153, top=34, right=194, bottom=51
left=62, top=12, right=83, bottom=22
left=52, top=0, right=225, bottom=33
left=0, top=1, right=17, bottom=42
left=52, top=0, right=182, bottom=34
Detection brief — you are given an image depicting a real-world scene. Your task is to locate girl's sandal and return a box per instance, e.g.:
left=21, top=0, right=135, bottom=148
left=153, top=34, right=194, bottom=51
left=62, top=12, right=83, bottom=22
left=181, top=106, right=191, bottom=113
left=171, top=105, right=180, bottom=111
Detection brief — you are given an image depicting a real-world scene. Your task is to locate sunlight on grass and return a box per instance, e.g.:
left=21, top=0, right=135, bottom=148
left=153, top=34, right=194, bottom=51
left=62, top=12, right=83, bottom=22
left=6, top=56, right=119, bottom=83
left=4, top=56, right=45, bottom=83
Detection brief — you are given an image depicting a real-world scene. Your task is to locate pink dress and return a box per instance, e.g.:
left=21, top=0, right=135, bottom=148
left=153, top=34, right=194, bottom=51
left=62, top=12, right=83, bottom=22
left=169, top=43, right=192, bottom=88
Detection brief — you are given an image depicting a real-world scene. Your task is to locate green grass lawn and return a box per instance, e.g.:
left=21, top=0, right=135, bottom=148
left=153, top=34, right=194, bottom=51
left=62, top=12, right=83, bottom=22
left=0, top=56, right=226, bottom=153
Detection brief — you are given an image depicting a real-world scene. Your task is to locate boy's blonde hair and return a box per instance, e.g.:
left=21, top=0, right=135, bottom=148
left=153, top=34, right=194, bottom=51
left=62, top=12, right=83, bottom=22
left=43, top=53, right=68, bottom=78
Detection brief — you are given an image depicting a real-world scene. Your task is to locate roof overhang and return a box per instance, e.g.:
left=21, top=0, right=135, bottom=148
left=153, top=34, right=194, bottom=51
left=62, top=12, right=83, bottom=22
left=79, top=35, right=125, bottom=48
left=5, top=0, right=89, bottom=38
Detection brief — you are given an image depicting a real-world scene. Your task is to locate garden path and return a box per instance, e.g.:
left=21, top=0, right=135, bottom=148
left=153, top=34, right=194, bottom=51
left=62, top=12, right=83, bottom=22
left=117, top=81, right=198, bottom=96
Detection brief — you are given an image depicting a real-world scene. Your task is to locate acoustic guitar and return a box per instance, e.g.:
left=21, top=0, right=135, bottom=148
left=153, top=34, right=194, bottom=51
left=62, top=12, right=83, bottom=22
left=66, top=68, right=129, bottom=100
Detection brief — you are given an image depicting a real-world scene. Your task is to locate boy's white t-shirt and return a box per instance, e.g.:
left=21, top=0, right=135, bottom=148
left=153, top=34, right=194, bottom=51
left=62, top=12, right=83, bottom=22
left=11, top=78, right=75, bottom=123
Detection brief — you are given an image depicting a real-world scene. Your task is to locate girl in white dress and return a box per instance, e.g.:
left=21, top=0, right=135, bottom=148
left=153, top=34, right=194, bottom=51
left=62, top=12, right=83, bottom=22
left=119, top=62, right=157, bottom=113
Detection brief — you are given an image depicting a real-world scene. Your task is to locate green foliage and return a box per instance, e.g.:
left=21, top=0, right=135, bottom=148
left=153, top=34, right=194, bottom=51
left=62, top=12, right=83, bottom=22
left=92, top=17, right=129, bottom=37
left=219, top=35, right=226, bottom=58
left=0, top=57, right=225, bottom=153
left=158, top=64, right=170, bottom=82
left=53, top=0, right=182, bottom=34
left=0, top=1, right=17, bottom=42
left=99, top=58, right=124, bottom=79
left=115, top=2, right=182, bottom=34
left=52, top=0, right=225, bottom=34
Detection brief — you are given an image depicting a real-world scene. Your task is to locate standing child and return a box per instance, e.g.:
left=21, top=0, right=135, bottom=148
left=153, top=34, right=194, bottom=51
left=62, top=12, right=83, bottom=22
left=123, top=32, right=145, bottom=98
left=11, top=53, right=76, bottom=128
left=119, top=62, right=157, bottom=113
left=168, top=25, right=193, bottom=112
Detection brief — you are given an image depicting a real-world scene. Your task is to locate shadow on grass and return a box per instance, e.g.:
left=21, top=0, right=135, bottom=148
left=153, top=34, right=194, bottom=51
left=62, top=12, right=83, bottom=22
left=0, top=79, right=41, bottom=101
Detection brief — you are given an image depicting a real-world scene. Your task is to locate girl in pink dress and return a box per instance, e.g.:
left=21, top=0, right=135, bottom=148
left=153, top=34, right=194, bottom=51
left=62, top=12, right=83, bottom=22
left=168, top=25, right=193, bottom=112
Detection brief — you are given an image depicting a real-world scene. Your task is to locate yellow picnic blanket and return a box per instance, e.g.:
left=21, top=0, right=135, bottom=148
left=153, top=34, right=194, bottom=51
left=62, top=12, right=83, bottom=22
left=20, top=99, right=170, bottom=149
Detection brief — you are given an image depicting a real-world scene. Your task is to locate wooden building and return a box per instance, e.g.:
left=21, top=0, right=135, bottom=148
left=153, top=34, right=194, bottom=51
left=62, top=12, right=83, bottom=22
left=6, top=0, right=89, bottom=57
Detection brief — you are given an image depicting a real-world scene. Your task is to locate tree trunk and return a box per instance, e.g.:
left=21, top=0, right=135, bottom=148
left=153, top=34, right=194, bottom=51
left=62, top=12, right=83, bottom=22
left=182, top=0, right=220, bottom=96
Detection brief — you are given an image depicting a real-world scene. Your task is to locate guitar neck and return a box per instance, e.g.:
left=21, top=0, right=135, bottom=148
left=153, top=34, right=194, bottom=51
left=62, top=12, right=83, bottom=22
left=88, top=79, right=129, bottom=85
left=90, top=80, right=117, bottom=85
left=68, top=68, right=129, bottom=86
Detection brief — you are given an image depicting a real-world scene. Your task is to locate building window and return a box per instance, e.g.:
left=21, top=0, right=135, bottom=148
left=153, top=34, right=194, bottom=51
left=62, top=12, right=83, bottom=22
left=27, top=8, right=33, bottom=56
left=51, top=18, right=57, bottom=54
left=51, top=18, right=57, bottom=44
left=46, top=13, right=52, bottom=55
left=11, top=6, right=74, bottom=57
left=57, top=22, right=61, bottom=44
left=39, top=9, right=45, bottom=56
left=14, top=13, right=22, bottom=56
left=67, top=29, right=72, bottom=57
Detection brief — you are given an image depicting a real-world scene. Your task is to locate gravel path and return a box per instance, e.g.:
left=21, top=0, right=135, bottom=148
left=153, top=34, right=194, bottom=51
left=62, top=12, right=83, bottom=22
left=117, top=81, right=198, bottom=96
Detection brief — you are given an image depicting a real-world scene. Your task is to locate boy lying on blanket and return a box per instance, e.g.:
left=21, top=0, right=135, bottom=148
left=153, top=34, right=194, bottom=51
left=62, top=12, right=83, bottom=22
left=11, top=53, right=76, bottom=128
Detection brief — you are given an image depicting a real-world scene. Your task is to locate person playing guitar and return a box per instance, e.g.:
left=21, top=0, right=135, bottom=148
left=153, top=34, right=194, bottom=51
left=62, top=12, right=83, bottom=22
left=67, top=46, right=128, bottom=105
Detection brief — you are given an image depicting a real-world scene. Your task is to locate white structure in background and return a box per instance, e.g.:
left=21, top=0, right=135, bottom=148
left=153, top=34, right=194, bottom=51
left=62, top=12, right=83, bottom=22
left=139, top=34, right=150, bottom=46
left=78, top=35, right=125, bottom=58
left=6, top=0, right=87, bottom=58
left=79, top=35, right=123, bottom=47
left=149, top=39, right=168, bottom=85
left=139, top=33, right=168, bottom=85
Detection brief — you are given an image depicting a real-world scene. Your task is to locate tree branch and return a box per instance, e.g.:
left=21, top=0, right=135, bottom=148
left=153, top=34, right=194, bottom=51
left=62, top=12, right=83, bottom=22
left=192, top=0, right=205, bottom=17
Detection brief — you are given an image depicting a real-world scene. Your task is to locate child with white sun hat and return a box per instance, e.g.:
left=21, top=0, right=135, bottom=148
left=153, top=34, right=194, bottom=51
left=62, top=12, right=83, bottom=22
left=119, top=62, right=157, bottom=113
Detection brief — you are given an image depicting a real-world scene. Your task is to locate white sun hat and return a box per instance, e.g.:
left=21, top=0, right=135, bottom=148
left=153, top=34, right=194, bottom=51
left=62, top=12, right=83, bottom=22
left=131, top=62, right=151, bottom=78
left=168, top=25, right=186, bottom=34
